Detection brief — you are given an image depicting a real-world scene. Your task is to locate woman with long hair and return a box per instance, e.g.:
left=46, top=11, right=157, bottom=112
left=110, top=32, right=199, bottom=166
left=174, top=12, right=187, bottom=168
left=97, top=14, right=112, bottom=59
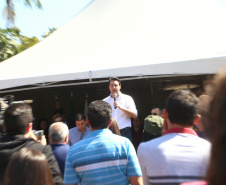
left=3, top=148, right=55, bottom=185
left=108, top=119, right=121, bottom=136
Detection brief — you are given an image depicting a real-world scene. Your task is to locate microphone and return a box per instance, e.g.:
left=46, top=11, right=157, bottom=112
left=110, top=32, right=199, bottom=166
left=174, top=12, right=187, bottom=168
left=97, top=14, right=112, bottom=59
left=114, top=93, right=117, bottom=109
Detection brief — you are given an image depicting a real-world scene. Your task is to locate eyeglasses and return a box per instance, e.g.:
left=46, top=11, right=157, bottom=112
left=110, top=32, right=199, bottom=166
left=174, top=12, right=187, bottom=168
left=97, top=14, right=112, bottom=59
left=151, top=113, right=157, bottom=115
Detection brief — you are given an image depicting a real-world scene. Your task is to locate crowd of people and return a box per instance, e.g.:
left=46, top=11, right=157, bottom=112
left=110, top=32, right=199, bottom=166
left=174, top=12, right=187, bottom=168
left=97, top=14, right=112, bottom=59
left=0, top=71, right=225, bottom=185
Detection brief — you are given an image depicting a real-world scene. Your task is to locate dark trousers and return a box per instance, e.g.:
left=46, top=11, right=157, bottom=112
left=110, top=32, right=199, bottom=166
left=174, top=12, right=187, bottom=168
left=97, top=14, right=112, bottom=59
left=120, top=127, right=132, bottom=143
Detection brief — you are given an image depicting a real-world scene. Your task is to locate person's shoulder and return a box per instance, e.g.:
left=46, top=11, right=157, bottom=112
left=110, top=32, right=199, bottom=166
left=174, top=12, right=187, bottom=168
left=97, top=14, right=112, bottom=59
left=103, top=95, right=111, bottom=101
left=137, top=137, right=164, bottom=158
left=86, top=126, right=90, bottom=131
left=121, top=93, right=131, bottom=98
left=26, top=139, right=45, bottom=149
left=54, top=144, right=70, bottom=153
left=193, top=136, right=211, bottom=149
left=139, top=136, right=164, bottom=149
left=26, top=140, right=53, bottom=154
left=64, top=144, right=70, bottom=150
left=101, top=130, right=125, bottom=142
left=187, top=133, right=211, bottom=145
left=69, top=139, right=84, bottom=152
left=111, top=134, right=133, bottom=146
left=69, top=127, right=78, bottom=133
left=51, top=143, right=69, bottom=148
left=196, top=135, right=211, bottom=143
left=0, top=135, right=10, bottom=142
left=121, top=93, right=134, bottom=101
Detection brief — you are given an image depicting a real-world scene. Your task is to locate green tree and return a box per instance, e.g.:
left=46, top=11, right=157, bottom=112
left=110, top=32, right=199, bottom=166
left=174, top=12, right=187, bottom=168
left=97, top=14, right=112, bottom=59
left=0, top=27, right=20, bottom=62
left=17, top=36, right=39, bottom=52
left=4, top=0, right=42, bottom=24
left=0, top=27, right=40, bottom=62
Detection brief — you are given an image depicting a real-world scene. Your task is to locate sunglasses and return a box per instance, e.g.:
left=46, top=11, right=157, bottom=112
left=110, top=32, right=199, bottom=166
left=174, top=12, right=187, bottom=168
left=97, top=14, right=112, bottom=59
left=151, top=113, right=157, bottom=115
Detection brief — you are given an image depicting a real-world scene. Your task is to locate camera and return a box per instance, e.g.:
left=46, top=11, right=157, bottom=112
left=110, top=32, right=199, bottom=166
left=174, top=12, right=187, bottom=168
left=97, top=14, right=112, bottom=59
left=33, top=130, right=44, bottom=140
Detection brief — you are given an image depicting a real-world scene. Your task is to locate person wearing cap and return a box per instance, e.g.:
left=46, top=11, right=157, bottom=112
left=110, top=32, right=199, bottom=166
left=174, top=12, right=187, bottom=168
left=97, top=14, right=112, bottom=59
left=143, top=115, right=163, bottom=142
left=103, top=77, right=137, bottom=142
left=137, top=90, right=211, bottom=185
left=68, top=113, right=90, bottom=146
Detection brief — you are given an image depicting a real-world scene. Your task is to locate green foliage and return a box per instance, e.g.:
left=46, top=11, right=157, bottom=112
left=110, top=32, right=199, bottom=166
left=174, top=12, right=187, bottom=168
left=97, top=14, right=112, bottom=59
left=0, top=27, right=40, bottom=62
left=17, top=36, right=39, bottom=52
left=0, top=27, right=20, bottom=62
left=42, top=27, right=57, bottom=39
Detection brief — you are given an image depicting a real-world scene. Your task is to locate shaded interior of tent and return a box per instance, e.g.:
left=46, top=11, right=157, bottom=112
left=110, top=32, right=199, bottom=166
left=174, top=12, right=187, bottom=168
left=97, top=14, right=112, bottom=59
left=0, top=74, right=213, bottom=128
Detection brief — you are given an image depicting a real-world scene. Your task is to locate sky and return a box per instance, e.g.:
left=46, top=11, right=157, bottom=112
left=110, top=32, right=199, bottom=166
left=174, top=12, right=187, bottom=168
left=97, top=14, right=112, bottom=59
left=0, top=0, right=93, bottom=40
left=0, top=0, right=226, bottom=41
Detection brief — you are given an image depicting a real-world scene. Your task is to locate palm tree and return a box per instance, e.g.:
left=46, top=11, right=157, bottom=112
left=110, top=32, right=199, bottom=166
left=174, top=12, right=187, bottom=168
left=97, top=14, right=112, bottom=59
left=4, top=0, right=42, bottom=25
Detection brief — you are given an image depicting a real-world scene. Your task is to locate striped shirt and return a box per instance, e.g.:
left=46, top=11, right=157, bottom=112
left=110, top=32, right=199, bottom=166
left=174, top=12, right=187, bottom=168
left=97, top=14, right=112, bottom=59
left=64, top=129, right=142, bottom=185
left=137, top=128, right=211, bottom=185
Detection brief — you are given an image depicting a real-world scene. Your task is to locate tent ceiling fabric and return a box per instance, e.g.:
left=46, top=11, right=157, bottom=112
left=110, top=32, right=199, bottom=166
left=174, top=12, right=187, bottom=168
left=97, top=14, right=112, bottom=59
left=0, top=0, right=226, bottom=90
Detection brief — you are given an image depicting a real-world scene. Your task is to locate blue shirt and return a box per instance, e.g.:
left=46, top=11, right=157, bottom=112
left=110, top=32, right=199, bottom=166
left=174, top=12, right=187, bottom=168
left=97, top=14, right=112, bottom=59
left=50, top=143, right=70, bottom=175
left=64, top=129, right=142, bottom=185
left=68, top=126, right=90, bottom=146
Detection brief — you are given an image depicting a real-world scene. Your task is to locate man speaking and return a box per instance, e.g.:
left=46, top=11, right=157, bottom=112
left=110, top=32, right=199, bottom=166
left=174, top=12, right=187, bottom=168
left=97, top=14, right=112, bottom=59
left=103, top=77, right=137, bottom=141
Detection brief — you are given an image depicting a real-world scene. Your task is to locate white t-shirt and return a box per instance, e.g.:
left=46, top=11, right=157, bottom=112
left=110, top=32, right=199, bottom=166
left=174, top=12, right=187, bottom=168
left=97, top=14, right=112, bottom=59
left=103, top=92, right=137, bottom=129
left=137, top=129, right=211, bottom=185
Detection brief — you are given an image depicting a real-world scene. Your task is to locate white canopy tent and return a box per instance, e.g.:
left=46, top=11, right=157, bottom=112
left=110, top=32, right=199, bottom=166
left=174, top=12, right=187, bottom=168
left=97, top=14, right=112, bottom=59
left=0, top=0, right=226, bottom=92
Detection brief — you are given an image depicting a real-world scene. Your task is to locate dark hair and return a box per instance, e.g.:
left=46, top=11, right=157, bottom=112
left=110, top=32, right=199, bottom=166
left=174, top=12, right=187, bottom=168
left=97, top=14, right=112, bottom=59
left=74, top=113, right=86, bottom=121
left=152, top=107, right=164, bottom=114
left=52, top=113, right=64, bottom=123
left=4, top=103, right=33, bottom=135
left=131, top=115, right=143, bottom=128
left=109, top=77, right=121, bottom=86
left=109, top=119, right=120, bottom=135
left=3, top=148, right=54, bottom=185
left=88, top=100, right=112, bottom=129
left=166, top=90, right=199, bottom=126
left=206, top=70, right=226, bottom=185
left=37, top=118, right=48, bottom=130
left=52, top=108, right=66, bottom=123
left=38, top=118, right=48, bottom=123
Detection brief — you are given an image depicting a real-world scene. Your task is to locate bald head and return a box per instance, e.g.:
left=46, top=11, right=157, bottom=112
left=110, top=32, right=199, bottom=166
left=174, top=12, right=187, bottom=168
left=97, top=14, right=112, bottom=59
left=49, top=122, right=69, bottom=144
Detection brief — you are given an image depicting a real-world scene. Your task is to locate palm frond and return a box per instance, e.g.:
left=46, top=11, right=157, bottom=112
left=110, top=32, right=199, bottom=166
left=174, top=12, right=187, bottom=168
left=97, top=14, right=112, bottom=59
left=4, top=0, right=15, bottom=25
left=4, top=0, right=42, bottom=25
left=24, top=0, right=32, bottom=7
left=34, top=0, right=42, bottom=9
